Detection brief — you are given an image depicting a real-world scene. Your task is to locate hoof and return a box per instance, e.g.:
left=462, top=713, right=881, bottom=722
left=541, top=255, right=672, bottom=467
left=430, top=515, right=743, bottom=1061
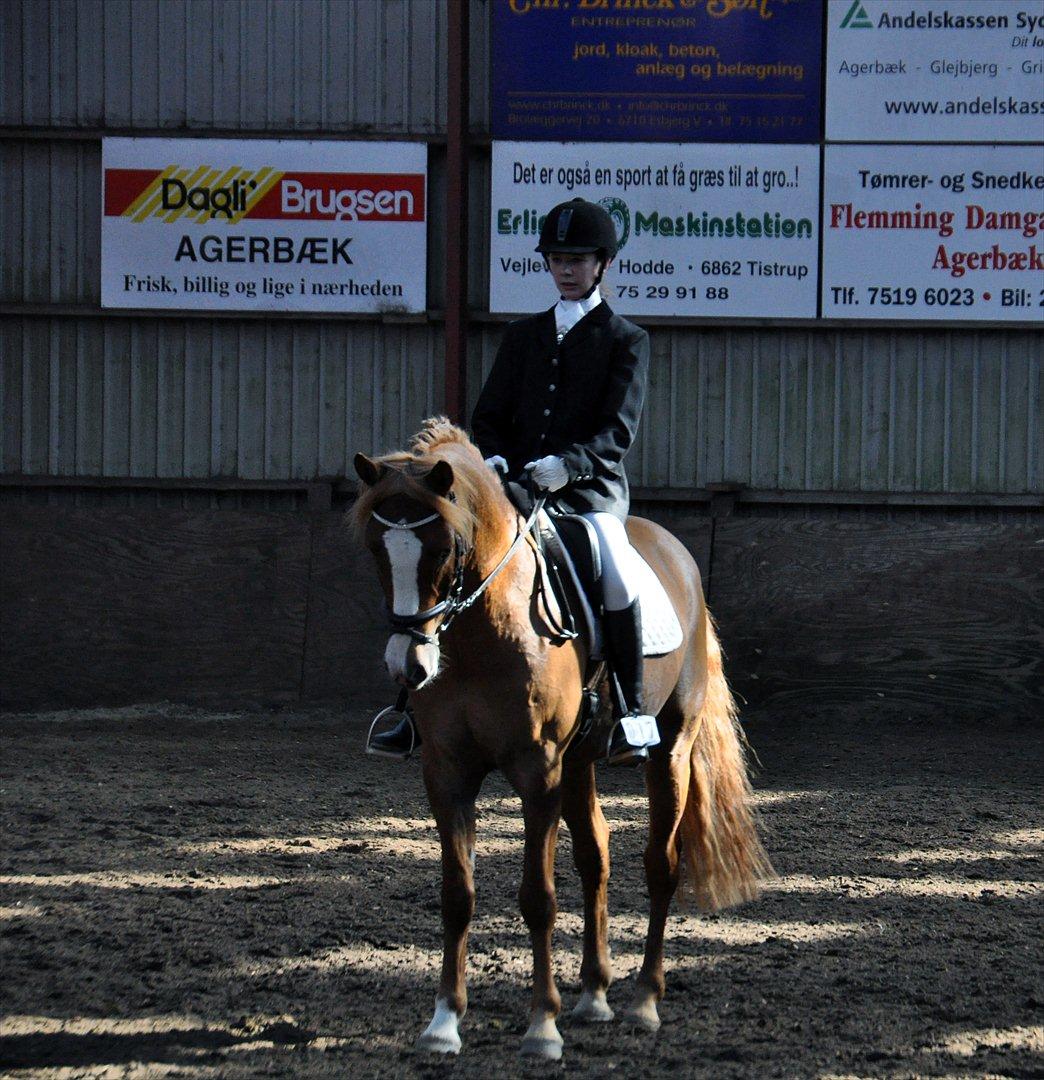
left=417, top=1000, right=462, bottom=1055
left=572, top=989, right=614, bottom=1023
left=520, top=1017, right=563, bottom=1061
left=416, top=1031, right=461, bottom=1055
left=519, top=1036, right=563, bottom=1061
left=623, top=995, right=661, bottom=1033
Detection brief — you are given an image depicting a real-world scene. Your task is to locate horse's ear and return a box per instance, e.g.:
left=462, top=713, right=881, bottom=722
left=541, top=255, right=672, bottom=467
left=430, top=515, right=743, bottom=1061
left=424, top=460, right=454, bottom=498
left=354, top=453, right=385, bottom=488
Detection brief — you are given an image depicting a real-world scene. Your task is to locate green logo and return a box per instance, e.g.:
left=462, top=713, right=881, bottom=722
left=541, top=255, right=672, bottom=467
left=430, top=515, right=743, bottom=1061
left=599, top=197, right=630, bottom=251
left=840, top=0, right=873, bottom=28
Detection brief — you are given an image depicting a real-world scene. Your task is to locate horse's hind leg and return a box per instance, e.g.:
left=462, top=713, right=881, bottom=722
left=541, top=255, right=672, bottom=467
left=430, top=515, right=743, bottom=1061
left=416, top=760, right=483, bottom=1055
left=561, top=761, right=613, bottom=1022
left=626, top=702, right=692, bottom=1032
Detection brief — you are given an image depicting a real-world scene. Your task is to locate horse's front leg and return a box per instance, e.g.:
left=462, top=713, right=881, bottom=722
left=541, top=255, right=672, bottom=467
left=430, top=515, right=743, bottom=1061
left=561, top=760, right=613, bottom=1022
left=512, top=763, right=565, bottom=1060
left=416, top=760, right=482, bottom=1055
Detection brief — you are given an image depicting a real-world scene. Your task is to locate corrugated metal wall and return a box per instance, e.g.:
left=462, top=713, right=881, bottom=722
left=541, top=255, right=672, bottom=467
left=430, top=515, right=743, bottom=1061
left=472, top=326, right=1042, bottom=494
left=4, top=315, right=1038, bottom=494
left=2, top=0, right=447, bottom=134
left=1, top=316, right=440, bottom=478
left=2, top=0, right=1041, bottom=500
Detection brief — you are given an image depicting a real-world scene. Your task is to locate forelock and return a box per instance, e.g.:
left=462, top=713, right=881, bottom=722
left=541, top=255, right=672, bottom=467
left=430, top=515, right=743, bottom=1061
left=349, top=453, right=476, bottom=543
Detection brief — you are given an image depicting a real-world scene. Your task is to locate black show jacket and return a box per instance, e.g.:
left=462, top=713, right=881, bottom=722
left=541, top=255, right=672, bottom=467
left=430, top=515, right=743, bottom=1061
left=471, top=301, right=650, bottom=520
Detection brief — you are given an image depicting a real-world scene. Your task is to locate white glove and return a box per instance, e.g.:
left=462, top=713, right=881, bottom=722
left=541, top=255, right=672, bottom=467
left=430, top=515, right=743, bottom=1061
left=524, top=455, right=569, bottom=492
left=484, top=455, right=508, bottom=475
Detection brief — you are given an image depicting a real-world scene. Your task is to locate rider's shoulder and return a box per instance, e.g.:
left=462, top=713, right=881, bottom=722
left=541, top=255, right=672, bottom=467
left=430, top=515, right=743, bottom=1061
left=605, top=307, right=649, bottom=345
left=504, top=306, right=555, bottom=336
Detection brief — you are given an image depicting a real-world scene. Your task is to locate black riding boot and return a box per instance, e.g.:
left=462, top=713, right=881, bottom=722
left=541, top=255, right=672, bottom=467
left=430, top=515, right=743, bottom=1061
left=602, top=598, right=660, bottom=764
left=366, top=712, right=421, bottom=760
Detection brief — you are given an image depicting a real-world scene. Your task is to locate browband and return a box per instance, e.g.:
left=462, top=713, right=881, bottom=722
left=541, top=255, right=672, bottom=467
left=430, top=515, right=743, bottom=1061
left=372, top=509, right=442, bottom=530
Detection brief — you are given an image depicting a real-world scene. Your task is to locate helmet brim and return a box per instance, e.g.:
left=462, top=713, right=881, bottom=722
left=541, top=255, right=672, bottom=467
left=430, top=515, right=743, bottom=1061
left=534, top=244, right=604, bottom=255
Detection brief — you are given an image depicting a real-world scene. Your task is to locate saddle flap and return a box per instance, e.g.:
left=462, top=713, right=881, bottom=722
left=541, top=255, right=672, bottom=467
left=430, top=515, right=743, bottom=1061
left=547, top=512, right=601, bottom=592
left=537, top=511, right=683, bottom=659
left=537, top=511, right=600, bottom=655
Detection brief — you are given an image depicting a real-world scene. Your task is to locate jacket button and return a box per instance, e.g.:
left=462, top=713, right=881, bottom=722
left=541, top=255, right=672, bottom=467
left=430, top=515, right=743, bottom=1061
left=551, top=358, right=558, bottom=366
left=549, top=384, right=556, bottom=391
left=543, top=408, right=550, bottom=416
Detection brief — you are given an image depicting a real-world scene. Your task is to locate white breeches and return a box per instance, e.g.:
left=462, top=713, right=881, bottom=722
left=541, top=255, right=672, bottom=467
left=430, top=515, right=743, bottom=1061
left=582, top=511, right=641, bottom=612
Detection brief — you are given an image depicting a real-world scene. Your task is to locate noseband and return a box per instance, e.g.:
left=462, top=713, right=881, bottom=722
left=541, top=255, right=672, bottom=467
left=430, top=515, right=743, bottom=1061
left=371, top=495, right=545, bottom=646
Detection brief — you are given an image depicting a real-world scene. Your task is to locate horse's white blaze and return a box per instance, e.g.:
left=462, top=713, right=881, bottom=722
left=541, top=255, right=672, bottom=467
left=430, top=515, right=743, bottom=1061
left=383, top=529, right=422, bottom=616
left=417, top=998, right=461, bottom=1055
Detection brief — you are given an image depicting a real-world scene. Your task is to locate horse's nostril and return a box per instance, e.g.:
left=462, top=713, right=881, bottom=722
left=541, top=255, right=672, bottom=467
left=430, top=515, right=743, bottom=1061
left=406, top=658, right=427, bottom=687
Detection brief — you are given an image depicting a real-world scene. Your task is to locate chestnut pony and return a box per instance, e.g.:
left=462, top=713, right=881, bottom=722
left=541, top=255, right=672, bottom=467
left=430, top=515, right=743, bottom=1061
left=351, top=418, right=771, bottom=1061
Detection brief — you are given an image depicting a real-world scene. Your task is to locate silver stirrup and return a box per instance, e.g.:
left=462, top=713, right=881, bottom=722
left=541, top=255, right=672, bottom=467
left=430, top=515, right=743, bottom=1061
left=606, top=713, right=659, bottom=763
left=366, top=706, right=417, bottom=761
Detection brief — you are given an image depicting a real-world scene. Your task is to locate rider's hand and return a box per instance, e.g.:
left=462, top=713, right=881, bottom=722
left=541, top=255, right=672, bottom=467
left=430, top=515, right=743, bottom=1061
left=524, top=455, right=569, bottom=492
left=484, top=455, right=509, bottom=475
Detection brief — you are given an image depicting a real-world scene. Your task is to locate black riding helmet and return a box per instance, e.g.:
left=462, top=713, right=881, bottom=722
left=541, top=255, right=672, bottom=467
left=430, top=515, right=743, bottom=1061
left=536, top=198, right=618, bottom=258
left=535, top=198, right=618, bottom=287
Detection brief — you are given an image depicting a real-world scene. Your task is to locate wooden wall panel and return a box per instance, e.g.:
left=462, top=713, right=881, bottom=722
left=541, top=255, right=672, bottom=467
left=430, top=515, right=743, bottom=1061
left=0, top=508, right=311, bottom=709
left=301, top=515, right=395, bottom=709
left=1, top=508, right=1039, bottom=716
left=710, top=518, right=1043, bottom=719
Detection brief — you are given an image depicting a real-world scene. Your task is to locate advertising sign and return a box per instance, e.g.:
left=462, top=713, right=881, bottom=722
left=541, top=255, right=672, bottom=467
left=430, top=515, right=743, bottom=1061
left=491, top=141, right=820, bottom=317
left=822, top=144, right=1044, bottom=321
left=102, top=139, right=427, bottom=313
left=492, top=0, right=823, bottom=143
left=826, top=0, right=1044, bottom=142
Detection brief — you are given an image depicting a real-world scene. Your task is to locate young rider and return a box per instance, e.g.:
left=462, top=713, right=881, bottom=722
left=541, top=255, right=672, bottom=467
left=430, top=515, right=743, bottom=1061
left=476, top=196, right=659, bottom=763
left=369, top=197, right=660, bottom=764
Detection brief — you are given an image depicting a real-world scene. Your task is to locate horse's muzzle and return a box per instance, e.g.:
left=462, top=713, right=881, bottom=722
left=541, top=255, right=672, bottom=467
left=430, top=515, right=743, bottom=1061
left=385, top=632, right=440, bottom=690
left=395, top=665, right=427, bottom=690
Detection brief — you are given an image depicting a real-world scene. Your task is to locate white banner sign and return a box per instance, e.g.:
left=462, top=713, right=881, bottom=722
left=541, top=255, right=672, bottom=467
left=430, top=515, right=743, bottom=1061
left=490, top=142, right=820, bottom=319
left=102, top=139, right=427, bottom=313
left=826, top=0, right=1044, bottom=143
left=822, top=144, right=1044, bottom=321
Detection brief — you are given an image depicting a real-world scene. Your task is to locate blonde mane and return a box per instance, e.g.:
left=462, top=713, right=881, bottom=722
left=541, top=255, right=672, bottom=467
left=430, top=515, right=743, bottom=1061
left=349, top=418, right=517, bottom=560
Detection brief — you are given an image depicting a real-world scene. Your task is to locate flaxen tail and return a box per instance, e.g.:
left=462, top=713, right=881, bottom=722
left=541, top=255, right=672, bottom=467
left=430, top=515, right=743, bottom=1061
left=678, top=614, right=774, bottom=912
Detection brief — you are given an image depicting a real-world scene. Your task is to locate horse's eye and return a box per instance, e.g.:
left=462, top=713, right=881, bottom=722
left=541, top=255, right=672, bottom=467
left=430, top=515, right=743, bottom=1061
left=437, top=548, right=452, bottom=564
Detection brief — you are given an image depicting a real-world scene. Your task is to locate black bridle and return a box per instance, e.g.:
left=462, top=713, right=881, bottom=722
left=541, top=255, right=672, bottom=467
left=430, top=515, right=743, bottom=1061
left=371, top=495, right=545, bottom=646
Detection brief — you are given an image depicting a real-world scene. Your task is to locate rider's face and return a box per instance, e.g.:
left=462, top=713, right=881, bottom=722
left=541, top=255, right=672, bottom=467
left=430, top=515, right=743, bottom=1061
left=547, top=252, right=604, bottom=301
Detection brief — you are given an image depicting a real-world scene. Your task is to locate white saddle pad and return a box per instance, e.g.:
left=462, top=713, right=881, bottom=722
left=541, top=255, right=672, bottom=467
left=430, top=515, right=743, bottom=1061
left=633, top=553, right=684, bottom=657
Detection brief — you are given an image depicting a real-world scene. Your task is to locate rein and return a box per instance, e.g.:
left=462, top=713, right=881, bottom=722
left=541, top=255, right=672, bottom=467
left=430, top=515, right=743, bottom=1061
left=373, top=495, right=546, bottom=645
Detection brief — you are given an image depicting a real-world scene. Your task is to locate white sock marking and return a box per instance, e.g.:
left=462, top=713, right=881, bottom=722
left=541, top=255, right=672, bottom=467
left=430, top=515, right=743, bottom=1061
left=418, top=997, right=461, bottom=1054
